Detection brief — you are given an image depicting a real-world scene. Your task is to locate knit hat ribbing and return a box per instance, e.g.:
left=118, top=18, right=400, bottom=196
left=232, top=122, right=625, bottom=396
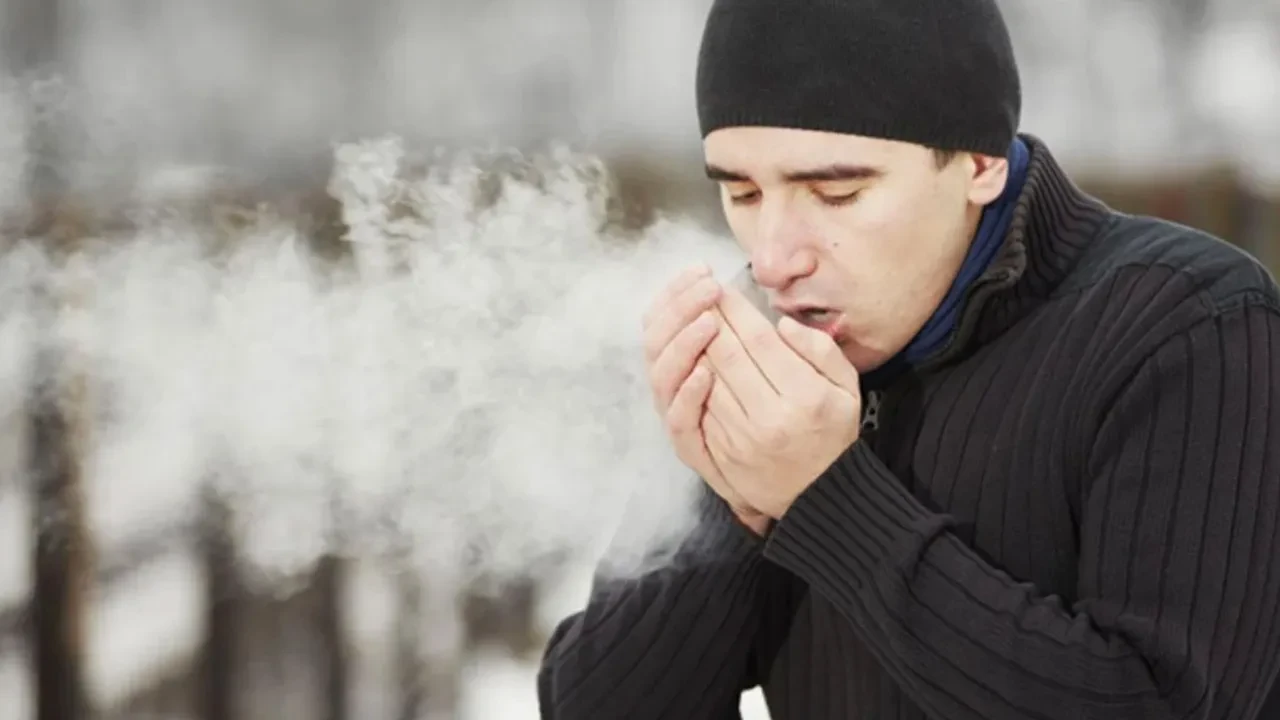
left=695, top=0, right=1022, bottom=157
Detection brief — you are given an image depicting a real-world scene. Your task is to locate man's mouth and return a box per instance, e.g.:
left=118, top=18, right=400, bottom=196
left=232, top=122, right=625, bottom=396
left=783, top=307, right=844, bottom=335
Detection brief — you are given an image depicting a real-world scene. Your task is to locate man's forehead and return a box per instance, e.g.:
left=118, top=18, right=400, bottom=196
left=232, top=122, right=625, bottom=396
left=703, top=127, right=896, bottom=182
left=706, top=127, right=906, bottom=172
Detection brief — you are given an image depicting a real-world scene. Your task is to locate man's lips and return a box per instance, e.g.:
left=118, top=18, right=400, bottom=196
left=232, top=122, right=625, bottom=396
left=776, top=306, right=845, bottom=336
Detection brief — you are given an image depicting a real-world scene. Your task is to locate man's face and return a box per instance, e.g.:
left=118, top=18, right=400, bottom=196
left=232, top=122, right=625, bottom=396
left=703, top=127, right=1008, bottom=372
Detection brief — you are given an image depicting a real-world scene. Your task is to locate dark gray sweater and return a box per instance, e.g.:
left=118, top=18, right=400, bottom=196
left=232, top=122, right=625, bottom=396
left=536, top=135, right=1280, bottom=719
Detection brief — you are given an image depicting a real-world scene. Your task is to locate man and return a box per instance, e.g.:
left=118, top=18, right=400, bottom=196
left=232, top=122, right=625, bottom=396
left=538, top=0, right=1280, bottom=718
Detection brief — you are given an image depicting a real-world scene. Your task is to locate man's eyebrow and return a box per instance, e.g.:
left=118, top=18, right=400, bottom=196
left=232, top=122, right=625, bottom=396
left=705, top=164, right=749, bottom=182
left=704, top=163, right=884, bottom=183
left=783, top=164, right=883, bottom=182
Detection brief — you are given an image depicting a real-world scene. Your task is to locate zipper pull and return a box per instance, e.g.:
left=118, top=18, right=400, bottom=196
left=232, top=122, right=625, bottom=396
left=861, top=390, right=882, bottom=431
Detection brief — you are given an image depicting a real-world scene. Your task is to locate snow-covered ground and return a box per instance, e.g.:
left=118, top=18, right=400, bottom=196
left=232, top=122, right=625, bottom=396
left=455, top=649, right=772, bottom=719
left=459, top=557, right=773, bottom=720
left=345, top=548, right=772, bottom=718
left=0, top=535, right=774, bottom=719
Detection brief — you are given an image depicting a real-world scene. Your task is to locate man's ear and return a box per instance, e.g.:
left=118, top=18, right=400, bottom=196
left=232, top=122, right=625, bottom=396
left=966, top=153, right=1010, bottom=206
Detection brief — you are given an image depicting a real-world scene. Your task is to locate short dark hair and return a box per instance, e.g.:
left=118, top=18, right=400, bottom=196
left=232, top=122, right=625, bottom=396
left=932, top=148, right=959, bottom=169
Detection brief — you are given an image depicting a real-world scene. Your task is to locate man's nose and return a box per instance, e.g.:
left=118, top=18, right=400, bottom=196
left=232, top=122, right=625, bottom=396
left=751, top=206, right=816, bottom=290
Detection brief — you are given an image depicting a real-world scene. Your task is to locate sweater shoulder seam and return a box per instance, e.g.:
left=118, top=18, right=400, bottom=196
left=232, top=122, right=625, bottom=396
left=1088, top=291, right=1279, bottom=433
left=1052, top=257, right=1280, bottom=318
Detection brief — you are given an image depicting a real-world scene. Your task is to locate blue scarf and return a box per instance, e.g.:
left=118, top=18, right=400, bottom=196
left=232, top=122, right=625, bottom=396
left=863, top=137, right=1030, bottom=389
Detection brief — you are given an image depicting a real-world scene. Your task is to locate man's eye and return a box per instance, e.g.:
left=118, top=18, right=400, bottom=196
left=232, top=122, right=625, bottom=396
left=814, top=188, right=861, bottom=206
left=729, top=190, right=760, bottom=206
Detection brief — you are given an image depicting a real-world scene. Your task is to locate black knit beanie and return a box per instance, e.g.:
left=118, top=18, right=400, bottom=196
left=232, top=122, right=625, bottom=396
left=695, top=0, right=1022, bottom=157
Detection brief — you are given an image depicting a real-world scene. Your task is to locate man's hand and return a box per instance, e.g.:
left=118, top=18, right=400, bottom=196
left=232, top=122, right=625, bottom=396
left=700, top=287, right=863, bottom=520
left=642, top=266, right=772, bottom=535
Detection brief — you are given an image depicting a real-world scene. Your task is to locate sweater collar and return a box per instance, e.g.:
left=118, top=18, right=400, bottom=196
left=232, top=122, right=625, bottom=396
left=869, top=133, right=1111, bottom=387
left=909, top=137, right=1031, bottom=359
left=863, top=137, right=1030, bottom=388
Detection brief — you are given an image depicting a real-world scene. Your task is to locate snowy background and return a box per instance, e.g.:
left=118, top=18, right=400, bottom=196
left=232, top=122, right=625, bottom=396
left=0, top=0, right=1277, bottom=718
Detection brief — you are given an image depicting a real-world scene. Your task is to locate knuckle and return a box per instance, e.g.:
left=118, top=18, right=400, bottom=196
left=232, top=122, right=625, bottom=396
left=648, top=330, right=670, bottom=361
left=754, top=418, right=788, bottom=450
left=652, top=389, right=673, bottom=418
left=645, top=358, right=665, bottom=389
left=717, top=434, right=742, bottom=462
left=665, top=398, right=695, bottom=433
left=642, top=329, right=665, bottom=361
left=788, top=394, right=826, bottom=426
left=683, top=276, right=719, bottom=303
left=675, top=315, right=712, bottom=350
left=650, top=372, right=677, bottom=409
left=716, top=341, right=746, bottom=367
left=645, top=352, right=668, bottom=386
left=678, top=286, right=720, bottom=322
left=666, top=378, right=707, bottom=428
left=644, top=291, right=681, bottom=330
left=818, top=391, right=856, bottom=424
left=655, top=359, right=701, bottom=404
left=745, top=327, right=776, bottom=349
left=702, top=415, right=727, bottom=444
left=677, top=265, right=707, bottom=287
left=808, top=391, right=838, bottom=421
left=659, top=272, right=694, bottom=304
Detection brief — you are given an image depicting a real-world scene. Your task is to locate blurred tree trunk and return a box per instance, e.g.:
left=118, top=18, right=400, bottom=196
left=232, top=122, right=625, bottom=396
left=200, top=488, right=239, bottom=720
left=8, top=1, right=93, bottom=720
left=314, top=482, right=348, bottom=720
left=394, top=556, right=463, bottom=720
left=4, top=0, right=66, bottom=224
left=28, top=359, right=92, bottom=720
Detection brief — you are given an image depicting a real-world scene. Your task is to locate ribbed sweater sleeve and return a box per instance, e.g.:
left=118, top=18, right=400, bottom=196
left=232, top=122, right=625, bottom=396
left=537, top=487, right=767, bottom=719
left=763, top=303, right=1280, bottom=719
